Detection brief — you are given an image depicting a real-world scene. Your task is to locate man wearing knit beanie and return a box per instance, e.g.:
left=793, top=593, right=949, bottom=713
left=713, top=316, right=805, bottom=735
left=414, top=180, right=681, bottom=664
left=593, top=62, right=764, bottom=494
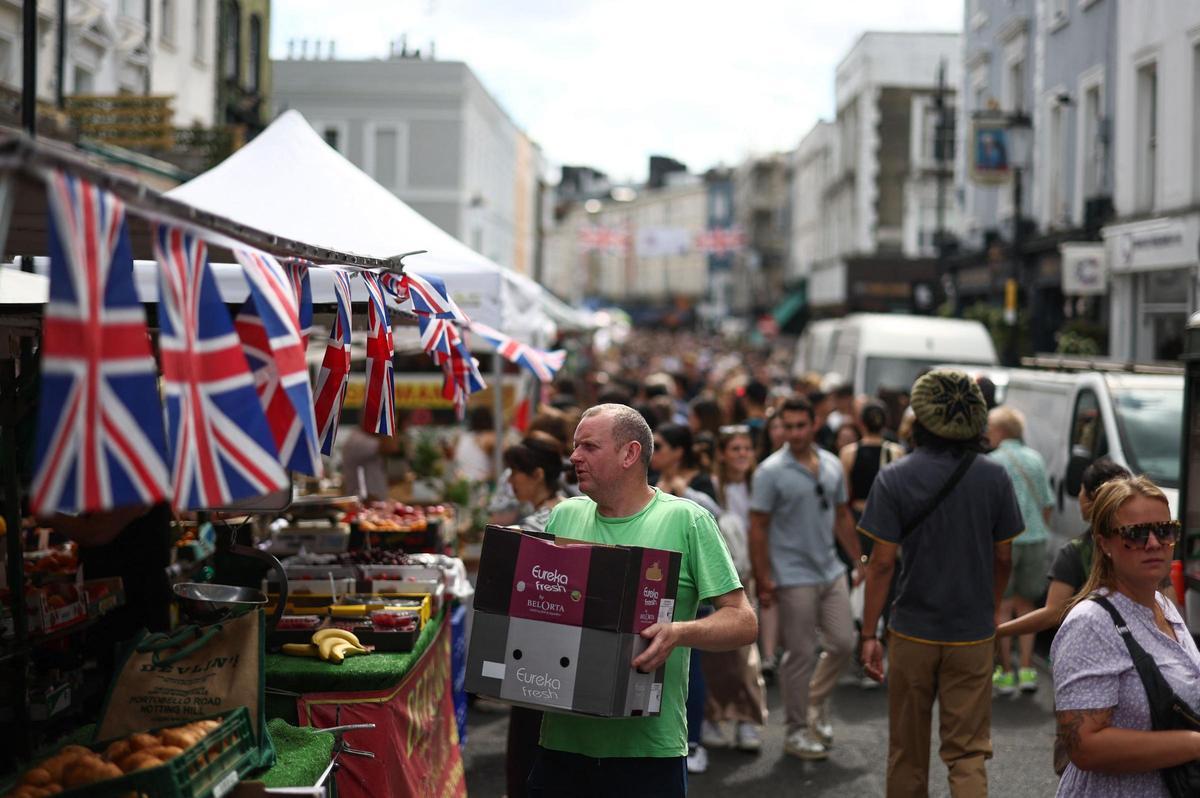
left=856, top=369, right=1023, bottom=797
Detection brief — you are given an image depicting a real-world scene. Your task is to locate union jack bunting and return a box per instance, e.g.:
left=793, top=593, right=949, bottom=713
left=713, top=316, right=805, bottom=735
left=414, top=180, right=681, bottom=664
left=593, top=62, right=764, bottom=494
left=156, top=226, right=287, bottom=509
left=403, top=271, right=468, bottom=322
left=693, top=226, right=747, bottom=255
left=31, top=172, right=170, bottom=514
left=361, top=272, right=395, bottom=435
left=379, top=271, right=409, bottom=305
left=468, top=321, right=566, bottom=383
left=312, top=269, right=354, bottom=454
left=577, top=225, right=630, bottom=253
left=235, top=249, right=322, bottom=477
left=282, top=258, right=314, bottom=350
left=418, top=316, right=485, bottom=417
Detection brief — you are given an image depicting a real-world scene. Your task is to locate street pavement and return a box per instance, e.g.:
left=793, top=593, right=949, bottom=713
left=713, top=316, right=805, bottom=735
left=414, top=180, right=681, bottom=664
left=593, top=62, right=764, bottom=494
left=462, top=666, right=1063, bottom=797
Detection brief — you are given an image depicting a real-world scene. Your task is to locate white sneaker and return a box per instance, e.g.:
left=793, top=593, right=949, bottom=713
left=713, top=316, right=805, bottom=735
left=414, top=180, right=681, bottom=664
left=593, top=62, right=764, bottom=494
left=736, top=722, right=763, bottom=752
left=687, top=743, right=709, bottom=774
left=784, top=728, right=828, bottom=761
left=701, top=719, right=728, bottom=748
left=807, top=701, right=834, bottom=747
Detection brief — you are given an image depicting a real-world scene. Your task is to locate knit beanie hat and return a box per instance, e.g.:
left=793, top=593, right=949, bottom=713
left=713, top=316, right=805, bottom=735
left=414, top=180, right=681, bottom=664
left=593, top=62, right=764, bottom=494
left=909, top=369, right=988, bottom=441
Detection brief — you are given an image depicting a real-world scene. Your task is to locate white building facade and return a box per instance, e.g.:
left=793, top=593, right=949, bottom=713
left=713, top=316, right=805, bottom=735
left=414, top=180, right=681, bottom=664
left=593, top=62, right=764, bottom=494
left=272, top=57, right=544, bottom=276
left=542, top=182, right=708, bottom=306
left=1099, top=0, right=1200, bottom=362
left=0, top=0, right=216, bottom=126
left=793, top=31, right=960, bottom=315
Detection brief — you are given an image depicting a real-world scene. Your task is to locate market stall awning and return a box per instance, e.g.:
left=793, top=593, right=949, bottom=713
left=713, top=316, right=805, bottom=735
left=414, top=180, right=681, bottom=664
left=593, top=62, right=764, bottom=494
left=771, top=286, right=807, bottom=332
left=166, top=111, right=550, bottom=341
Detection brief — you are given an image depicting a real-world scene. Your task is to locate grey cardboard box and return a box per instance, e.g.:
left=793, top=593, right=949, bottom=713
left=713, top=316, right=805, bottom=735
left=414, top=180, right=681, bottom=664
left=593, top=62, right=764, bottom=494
left=465, top=612, right=664, bottom=717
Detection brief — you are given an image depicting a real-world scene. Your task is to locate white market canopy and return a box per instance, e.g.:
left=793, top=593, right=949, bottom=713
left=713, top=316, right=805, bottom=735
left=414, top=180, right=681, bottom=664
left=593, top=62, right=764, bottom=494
left=166, top=110, right=550, bottom=341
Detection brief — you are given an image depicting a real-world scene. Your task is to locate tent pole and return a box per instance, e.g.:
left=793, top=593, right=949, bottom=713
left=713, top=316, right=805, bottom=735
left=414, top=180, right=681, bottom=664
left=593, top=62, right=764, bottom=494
left=492, top=352, right=503, bottom=481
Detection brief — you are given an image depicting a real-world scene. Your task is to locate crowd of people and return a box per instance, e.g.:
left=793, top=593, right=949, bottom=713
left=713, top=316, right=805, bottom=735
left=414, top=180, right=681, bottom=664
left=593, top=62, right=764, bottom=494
left=457, top=330, right=1196, bottom=798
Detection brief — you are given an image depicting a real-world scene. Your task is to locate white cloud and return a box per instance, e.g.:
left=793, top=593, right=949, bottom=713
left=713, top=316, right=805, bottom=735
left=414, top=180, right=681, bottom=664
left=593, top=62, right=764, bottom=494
left=270, top=0, right=962, bottom=181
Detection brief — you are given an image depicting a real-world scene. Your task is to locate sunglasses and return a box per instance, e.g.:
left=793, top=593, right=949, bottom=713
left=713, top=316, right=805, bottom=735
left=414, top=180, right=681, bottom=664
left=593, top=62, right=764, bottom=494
left=815, top=482, right=830, bottom=511
left=1113, top=520, right=1182, bottom=549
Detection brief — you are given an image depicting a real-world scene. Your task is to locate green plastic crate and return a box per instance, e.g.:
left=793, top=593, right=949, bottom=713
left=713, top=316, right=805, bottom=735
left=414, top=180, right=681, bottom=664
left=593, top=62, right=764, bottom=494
left=7, top=707, right=256, bottom=798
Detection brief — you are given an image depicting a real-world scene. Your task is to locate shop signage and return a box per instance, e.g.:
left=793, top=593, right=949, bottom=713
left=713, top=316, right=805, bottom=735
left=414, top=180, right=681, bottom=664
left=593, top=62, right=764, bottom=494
left=1105, top=216, right=1200, bottom=273
left=299, top=620, right=467, bottom=798
left=1061, top=243, right=1107, bottom=296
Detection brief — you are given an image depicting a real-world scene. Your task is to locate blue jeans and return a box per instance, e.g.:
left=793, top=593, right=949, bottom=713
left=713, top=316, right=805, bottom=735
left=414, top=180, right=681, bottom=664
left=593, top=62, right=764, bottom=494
left=527, top=747, right=687, bottom=797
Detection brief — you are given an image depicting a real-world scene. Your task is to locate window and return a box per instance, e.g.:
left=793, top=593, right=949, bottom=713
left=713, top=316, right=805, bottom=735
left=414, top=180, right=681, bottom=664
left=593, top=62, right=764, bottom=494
left=1070, top=390, right=1107, bottom=466
left=322, top=126, right=340, bottom=151
left=193, top=0, right=207, bottom=63
left=247, top=14, right=261, bottom=92
left=1194, top=43, right=1200, bottom=201
left=1006, top=58, right=1025, bottom=112
left=1136, top=62, right=1158, bottom=211
left=221, top=0, right=240, bottom=82
left=73, top=65, right=94, bottom=94
left=1082, top=83, right=1102, bottom=197
left=1047, top=99, right=1065, bottom=224
left=160, top=0, right=175, bottom=44
left=373, top=127, right=399, bottom=187
left=0, top=37, right=12, bottom=86
left=1136, top=268, right=1191, bottom=362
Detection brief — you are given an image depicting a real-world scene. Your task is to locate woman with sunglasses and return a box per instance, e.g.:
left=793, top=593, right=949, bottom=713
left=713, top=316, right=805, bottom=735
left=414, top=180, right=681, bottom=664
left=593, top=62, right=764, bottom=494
left=699, top=426, right=769, bottom=753
left=1051, top=476, right=1200, bottom=797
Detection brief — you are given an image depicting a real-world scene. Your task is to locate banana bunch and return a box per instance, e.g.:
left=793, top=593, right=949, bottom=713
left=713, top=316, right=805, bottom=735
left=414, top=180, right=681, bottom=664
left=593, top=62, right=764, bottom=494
left=281, top=628, right=369, bottom=664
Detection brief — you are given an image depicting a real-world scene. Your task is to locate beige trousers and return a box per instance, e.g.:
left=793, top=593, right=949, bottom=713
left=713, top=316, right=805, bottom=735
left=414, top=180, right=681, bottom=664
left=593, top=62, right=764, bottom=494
left=775, top=577, right=856, bottom=733
left=886, top=634, right=994, bottom=798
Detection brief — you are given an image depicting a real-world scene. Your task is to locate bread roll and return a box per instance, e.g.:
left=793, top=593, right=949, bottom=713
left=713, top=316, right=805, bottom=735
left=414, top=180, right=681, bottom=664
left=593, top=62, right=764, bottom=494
left=127, top=733, right=160, bottom=752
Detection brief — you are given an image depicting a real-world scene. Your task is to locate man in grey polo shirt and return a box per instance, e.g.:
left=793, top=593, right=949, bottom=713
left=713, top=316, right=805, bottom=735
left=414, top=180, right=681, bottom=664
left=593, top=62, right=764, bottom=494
left=749, top=395, right=863, bottom=760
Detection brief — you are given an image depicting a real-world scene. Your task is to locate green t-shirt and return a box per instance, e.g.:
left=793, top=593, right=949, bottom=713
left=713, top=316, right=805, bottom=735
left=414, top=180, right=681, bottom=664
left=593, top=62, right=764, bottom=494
left=540, top=488, right=742, bottom=758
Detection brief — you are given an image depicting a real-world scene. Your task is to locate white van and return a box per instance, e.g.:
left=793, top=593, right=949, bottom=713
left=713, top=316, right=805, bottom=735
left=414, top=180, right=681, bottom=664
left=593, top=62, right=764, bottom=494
left=798, top=313, right=998, bottom=396
left=1001, top=367, right=1183, bottom=550
left=792, top=318, right=841, bottom=379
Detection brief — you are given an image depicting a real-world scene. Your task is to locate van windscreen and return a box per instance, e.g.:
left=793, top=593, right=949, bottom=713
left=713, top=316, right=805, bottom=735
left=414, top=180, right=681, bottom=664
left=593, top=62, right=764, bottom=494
left=863, top=356, right=989, bottom=396
left=1112, top=388, right=1182, bottom=489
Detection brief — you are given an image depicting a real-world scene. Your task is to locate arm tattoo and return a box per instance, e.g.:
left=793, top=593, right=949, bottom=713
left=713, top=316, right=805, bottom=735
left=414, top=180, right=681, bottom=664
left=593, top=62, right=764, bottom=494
left=1056, top=708, right=1114, bottom=759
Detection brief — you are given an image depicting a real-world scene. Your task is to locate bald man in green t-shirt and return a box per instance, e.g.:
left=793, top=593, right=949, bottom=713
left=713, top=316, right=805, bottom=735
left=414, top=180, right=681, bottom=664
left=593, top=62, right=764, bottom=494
left=526, top=403, right=757, bottom=797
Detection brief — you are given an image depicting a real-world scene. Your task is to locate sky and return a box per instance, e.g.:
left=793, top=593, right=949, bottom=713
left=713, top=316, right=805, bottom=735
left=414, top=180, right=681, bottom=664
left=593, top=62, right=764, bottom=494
left=270, top=0, right=963, bottom=183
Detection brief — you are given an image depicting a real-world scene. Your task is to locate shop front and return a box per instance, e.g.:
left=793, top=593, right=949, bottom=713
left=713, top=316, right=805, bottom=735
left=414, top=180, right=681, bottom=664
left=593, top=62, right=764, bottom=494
left=1103, top=214, right=1200, bottom=363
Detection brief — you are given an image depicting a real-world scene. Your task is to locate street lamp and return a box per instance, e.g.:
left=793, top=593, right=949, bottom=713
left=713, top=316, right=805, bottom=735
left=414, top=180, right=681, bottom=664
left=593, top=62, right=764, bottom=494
left=1004, top=112, right=1033, bottom=366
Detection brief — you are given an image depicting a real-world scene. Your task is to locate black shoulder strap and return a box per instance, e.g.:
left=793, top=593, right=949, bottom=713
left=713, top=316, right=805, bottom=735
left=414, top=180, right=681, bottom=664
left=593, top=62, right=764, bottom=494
left=900, top=451, right=977, bottom=539
left=1090, top=594, right=1176, bottom=702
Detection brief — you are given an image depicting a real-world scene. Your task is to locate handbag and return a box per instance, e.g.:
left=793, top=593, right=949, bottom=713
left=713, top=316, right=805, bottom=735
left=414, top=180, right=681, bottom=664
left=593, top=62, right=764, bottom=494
left=1090, top=594, right=1200, bottom=797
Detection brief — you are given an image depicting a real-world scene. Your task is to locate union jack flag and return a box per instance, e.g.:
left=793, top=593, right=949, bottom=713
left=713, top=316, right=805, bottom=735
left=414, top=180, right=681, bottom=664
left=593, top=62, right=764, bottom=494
left=403, top=271, right=468, bottom=322
left=379, top=271, right=409, bottom=305
left=156, top=226, right=287, bottom=509
left=282, top=258, right=314, bottom=350
left=31, top=172, right=170, bottom=514
left=361, top=271, right=395, bottom=435
left=234, top=249, right=322, bottom=477
left=693, top=226, right=747, bottom=255
left=468, top=321, right=566, bottom=383
left=312, top=269, right=354, bottom=454
left=418, top=316, right=485, bottom=417
left=577, top=225, right=630, bottom=253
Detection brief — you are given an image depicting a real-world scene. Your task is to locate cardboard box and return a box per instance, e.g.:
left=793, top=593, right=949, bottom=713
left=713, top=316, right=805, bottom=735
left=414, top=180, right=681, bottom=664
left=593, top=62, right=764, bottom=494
left=466, top=525, right=682, bottom=717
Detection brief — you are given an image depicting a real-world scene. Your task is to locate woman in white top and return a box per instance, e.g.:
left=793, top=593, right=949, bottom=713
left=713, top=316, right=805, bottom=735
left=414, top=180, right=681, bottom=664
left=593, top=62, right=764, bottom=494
left=1052, top=475, right=1200, bottom=797
left=699, top=425, right=769, bottom=753
left=453, top=406, right=496, bottom=483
